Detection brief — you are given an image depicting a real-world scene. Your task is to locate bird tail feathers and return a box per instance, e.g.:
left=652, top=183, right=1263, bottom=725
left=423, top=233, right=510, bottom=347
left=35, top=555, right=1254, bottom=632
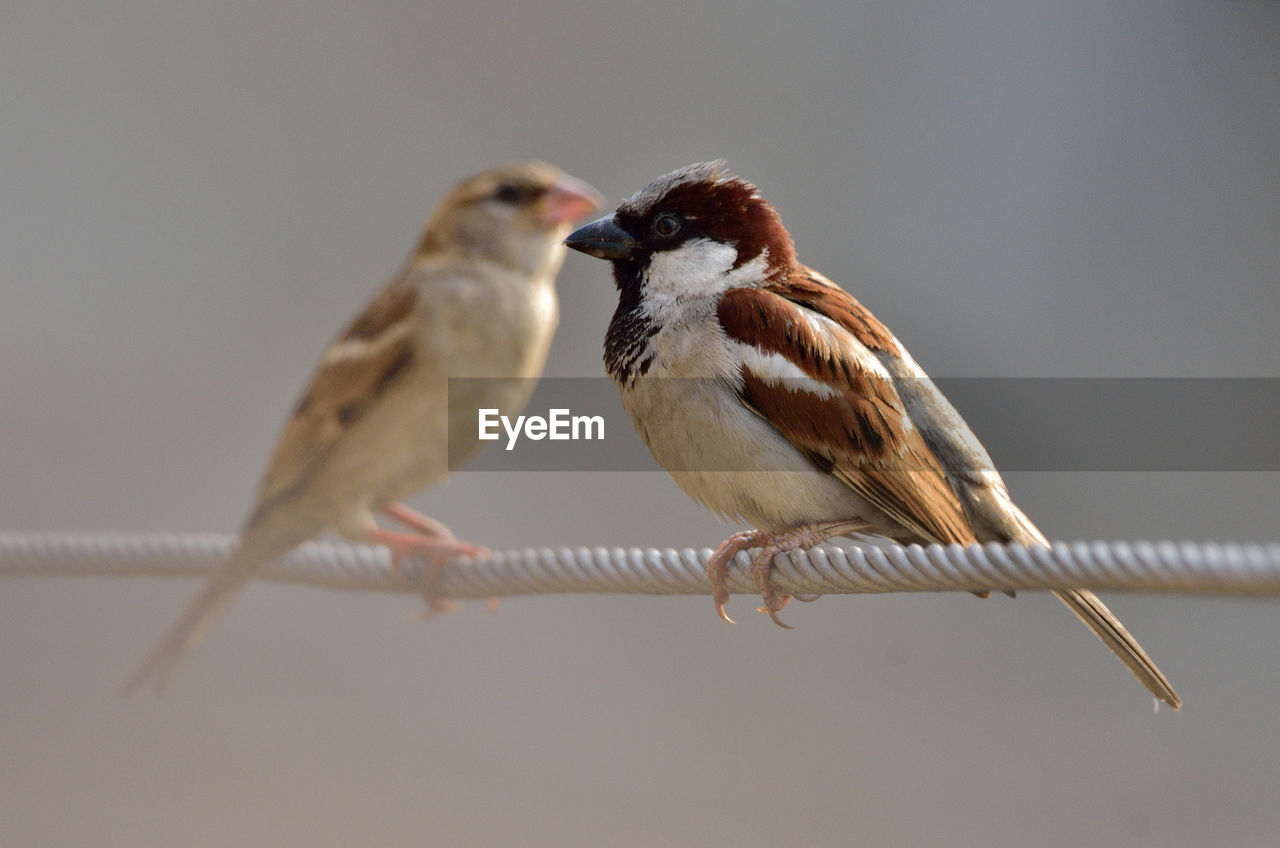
left=996, top=497, right=1181, bottom=710
left=121, top=513, right=318, bottom=696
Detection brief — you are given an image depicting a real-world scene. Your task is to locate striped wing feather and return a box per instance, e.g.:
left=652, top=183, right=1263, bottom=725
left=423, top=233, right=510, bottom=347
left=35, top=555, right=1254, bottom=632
left=717, top=273, right=976, bottom=546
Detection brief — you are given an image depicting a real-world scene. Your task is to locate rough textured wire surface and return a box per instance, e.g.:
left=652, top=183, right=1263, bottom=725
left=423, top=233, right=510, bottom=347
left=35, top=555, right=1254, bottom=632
left=2, top=532, right=1279, bottom=599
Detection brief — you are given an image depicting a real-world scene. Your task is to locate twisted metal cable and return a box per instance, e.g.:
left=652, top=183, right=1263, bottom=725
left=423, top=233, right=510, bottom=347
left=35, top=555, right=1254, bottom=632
left=2, top=531, right=1279, bottom=599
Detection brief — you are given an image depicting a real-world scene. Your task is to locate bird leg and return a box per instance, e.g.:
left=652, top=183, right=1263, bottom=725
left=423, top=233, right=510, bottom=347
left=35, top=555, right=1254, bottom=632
left=364, top=524, right=488, bottom=617
left=379, top=504, right=504, bottom=615
left=708, top=520, right=871, bottom=628
left=380, top=502, right=457, bottom=540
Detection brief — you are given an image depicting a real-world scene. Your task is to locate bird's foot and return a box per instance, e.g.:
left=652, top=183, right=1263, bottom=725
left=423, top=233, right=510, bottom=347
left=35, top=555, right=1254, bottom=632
left=380, top=502, right=457, bottom=540
left=707, top=530, right=770, bottom=625
left=364, top=527, right=489, bottom=617
left=710, top=520, right=872, bottom=628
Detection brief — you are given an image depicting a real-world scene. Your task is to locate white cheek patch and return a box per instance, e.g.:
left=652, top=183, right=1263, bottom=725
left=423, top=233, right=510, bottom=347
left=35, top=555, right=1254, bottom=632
left=640, top=243, right=777, bottom=332
left=726, top=251, right=770, bottom=286
left=734, top=342, right=840, bottom=399
left=643, top=239, right=740, bottom=298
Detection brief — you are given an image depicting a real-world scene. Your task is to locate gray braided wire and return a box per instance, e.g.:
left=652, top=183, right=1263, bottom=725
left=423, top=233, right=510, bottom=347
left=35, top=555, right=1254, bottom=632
left=2, top=532, right=1279, bottom=599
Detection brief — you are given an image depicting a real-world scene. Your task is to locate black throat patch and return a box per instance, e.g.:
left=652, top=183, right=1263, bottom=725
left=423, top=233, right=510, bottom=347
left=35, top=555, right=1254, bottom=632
left=603, top=263, right=659, bottom=386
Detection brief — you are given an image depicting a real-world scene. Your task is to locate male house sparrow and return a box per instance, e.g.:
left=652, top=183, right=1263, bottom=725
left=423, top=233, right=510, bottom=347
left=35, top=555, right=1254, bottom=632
left=565, top=161, right=1179, bottom=709
left=124, top=163, right=602, bottom=694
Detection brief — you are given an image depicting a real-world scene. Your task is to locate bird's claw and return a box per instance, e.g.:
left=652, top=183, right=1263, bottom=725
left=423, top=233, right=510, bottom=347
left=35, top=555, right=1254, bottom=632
left=706, top=520, right=868, bottom=627
left=413, top=542, right=489, bottom=619
left=750, top=548, right=795, bottom=629
left=714, top=595, right=736, bottom=625
left=759, top=605, right=795, bottom=629
left=707, top=530, right=764, bottom=625
left=453, top=542, right=490, bottom=561
left=413, top=597, right=461, bottom=620
left=366, top=527, right=489, bottom=618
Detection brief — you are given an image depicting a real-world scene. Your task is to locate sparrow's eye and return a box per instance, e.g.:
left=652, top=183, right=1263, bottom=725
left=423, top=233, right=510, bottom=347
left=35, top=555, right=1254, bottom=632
left=494, top=183, right=540, bottom=205
left=651, top=213, right=682, bottom=239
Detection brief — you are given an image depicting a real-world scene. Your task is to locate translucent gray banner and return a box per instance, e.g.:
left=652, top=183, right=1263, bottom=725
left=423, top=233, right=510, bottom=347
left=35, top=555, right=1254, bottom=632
left=450, top=378, right=1280, bottom=472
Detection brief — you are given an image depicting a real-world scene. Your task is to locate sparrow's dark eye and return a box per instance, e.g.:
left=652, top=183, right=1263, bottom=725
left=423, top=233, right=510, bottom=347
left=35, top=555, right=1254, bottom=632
left=651, top=213, right=682, bottom=239
left=494, top=183, right=540, bottom=205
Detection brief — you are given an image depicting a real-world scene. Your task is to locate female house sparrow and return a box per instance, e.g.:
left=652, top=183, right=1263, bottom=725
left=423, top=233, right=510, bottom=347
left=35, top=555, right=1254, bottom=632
left=124, top=163, right=602, bottom=694
left=565, top=161, right=1179, bottom=709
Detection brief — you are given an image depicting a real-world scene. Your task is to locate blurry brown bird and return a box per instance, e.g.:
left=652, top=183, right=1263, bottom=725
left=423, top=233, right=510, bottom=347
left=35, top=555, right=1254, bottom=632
left=124, top=163, right=602, bottom=694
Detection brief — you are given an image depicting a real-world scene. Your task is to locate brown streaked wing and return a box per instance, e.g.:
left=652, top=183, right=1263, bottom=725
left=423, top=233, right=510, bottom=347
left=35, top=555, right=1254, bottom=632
left=772, top=266, right=898, bottom=353
left=339, top=278, right=418, bottom=341
left=719, top=286, right=976, bottom=545
left=253, top=279, right=419, bottom=509
left=718, top=285, right=892, bottom=401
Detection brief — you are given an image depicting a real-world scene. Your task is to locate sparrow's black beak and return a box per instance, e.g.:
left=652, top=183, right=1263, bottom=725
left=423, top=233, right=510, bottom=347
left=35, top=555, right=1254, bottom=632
left=565, top=215, right=639, bottom=261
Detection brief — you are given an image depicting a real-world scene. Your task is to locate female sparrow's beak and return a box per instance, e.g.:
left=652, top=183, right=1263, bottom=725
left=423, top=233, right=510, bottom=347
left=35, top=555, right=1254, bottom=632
left=565, top=215, right=640, bottom=260
left=541, top=175, right=605, bottom=226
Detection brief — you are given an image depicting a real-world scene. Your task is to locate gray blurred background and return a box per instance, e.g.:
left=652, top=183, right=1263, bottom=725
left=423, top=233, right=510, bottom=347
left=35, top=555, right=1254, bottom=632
left=2, top=1, right=1278, bottom=845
